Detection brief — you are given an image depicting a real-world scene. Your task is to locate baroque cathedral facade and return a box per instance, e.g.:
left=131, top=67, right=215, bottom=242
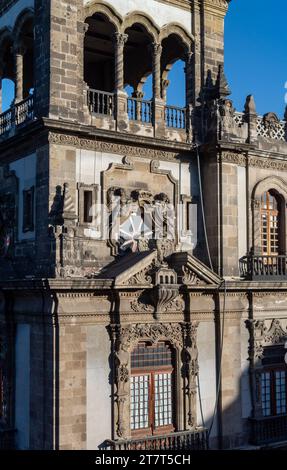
left=0, top=0, right=287, bottom=450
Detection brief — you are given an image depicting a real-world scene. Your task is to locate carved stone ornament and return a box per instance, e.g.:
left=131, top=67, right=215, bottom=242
left=246, top=318, right=287, bottom=361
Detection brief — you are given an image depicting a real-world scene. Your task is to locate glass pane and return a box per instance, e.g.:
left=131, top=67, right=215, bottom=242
left=154, top=373, right=173, bottom=427
left=130, top=375, right=149, bottom=430
left=275, top=371, right=286, bottom=415
left=261, top=372, right=271, bottom=417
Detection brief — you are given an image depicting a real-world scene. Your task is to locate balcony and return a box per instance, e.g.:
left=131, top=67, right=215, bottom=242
left=0, top=95, right=34, bottom=138
left=127, top=97, right=152, bottom=124
left=87, top=88, right=115, bottom=117
left=0, top=428, right=16, bottom=450
left=239, top=255, right=287, bottom=280
left=250, top=416, right=287, bottom=446
left=105, top=429, right=209, bottom=451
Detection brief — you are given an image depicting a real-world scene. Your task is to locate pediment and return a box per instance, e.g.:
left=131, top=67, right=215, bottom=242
left=171, top=252, right=222, bottom=287
left=99, top=249, right=221, bottom=288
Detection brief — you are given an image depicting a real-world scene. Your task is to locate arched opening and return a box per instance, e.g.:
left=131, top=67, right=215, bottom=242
left=161, top=34, right=188, bottom=129
left=260, top=190, right=282, bottom=256
left=130, top=341, right=176, bottom=436
left=1, top=79, right=15, bottom=112
left=20, top=16, right=34, bottom=98
left=84, top=13, right=116, bottom=115
left=0, top=34, right=14, bottom=113
left=124, top=24, right=153, bottom=123
left=84, top=13, right=116, bottom=92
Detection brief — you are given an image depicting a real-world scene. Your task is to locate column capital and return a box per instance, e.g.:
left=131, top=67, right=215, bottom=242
left=113, top=32, right=128, bottom=47
left=150, top=42, right=162, bottom=56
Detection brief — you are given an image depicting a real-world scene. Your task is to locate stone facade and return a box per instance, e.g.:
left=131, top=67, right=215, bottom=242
left=0, top=0, right=287, bottom=451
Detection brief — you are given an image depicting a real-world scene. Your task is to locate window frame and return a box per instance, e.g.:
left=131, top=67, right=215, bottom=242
left=260, top=191, right=280, bottom=256
left=130, top=342, right=176, bottom=438
left=22, top=186, right=34, bottom=233
left=77, top=183, right=99, bottom=228
left=261, top=366, right=287, bottom=418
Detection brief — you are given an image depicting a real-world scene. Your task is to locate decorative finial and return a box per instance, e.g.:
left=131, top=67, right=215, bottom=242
left=215, top=64, right=231, bottom=98
left=244, top=95, right=256, bottom=114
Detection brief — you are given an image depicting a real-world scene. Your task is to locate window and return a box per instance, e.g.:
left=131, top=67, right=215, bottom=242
left=261, top=191, right=280, bottom=256
left=84, top=190, right=93, bottom=224
left=130, top=342, right=175, bottom=436
left=77, top=183, right=98, bottom=227
left=261, top=369, right=287, bottom=417
left=261, top=345, right=287, bottom=417
left=22, top=186, right=34, bottom=232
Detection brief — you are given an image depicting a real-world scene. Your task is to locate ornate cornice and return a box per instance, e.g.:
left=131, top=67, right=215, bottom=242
left=48, top=132, right=181, bottom=162
left=249, top=156, right=287, bottom=172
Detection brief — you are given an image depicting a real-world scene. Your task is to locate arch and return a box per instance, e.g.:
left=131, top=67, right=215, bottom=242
left=122, top=11, right=160, bottom=41
left=0, top=27, right=13, bottom=60
left=252, top=176, right=287, bottom=256
left=159, top=23, right=193, bottom=51
left=253, top=176, right=287, bottom=202
left=84, top=1, right=122, bottom=31
left=12, top=7, right=34, bottom=46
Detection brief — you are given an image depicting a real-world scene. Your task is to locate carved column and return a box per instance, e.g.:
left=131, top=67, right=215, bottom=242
left=113, top=32, right=129, bottom=130
left=183, top=322, right=199, bottom=429
left=14, top=45, right=26, bottom=103
left=151, top=42, right=165, bottom=138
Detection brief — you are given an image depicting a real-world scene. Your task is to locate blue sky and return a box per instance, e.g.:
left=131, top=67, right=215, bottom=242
left=225, top=0, right=287, bottom=118
left=2, top=0, right=287, bottom=118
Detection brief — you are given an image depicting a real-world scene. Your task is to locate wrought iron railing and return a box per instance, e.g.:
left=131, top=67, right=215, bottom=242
left=105, top=428, right=209, bottom=450
left=165, top=105, right=186, bottom=129
left=250, top=416, right=287, bottom=446
left=239, top=255, right=287, bottom=280
left=127, top=98, right=152, bottom=123
left=0, top=428, right=16, bottom=450
left=87, top=88, right=115, bottom=116
left=0, top=95, right=34, bottom=136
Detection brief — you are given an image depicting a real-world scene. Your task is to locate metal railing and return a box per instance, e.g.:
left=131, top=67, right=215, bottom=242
left=0, top=95, right=34, bottom=136
left=165, top=105, right=186, bottom=129
left=250, top=416, right=287, bottom=446
left=87, top=88, right=115, bottom=116
left=127, top=97, right=152, bottom=123
left=105, top=428, right=209, bottom=451
left=0, top=428, right=16, bottom=450
left=239, top=255, right=287, bottom=280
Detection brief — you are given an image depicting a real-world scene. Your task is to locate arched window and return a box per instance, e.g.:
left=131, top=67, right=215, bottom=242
left=260, top=191, right=280, bottom=256
left=130, top=341, right=176, bottom=436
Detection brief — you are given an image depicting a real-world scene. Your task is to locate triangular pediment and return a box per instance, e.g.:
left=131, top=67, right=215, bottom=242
left=171, top=252, right=222, bottom=287
left=99, top=250, right=158, bottom=287
left=99, top=250, right=221, bottom=288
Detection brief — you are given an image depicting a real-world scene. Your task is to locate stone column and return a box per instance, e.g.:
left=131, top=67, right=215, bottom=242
left=113, top=32, right=129, bottom=131
left=151, top=42, right=165, bottom=137
left=14, top=45, right=26, bottom=103
left=185, top=51, right=194, bottom=142
left=152, top=42, right=162, bottom=100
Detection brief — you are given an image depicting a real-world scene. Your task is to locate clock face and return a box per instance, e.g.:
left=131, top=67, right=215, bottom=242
left=118, top=211, right=153, bottom=254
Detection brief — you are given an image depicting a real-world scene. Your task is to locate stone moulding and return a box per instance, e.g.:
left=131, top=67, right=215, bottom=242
left=48, top=132, right=185, bottom=161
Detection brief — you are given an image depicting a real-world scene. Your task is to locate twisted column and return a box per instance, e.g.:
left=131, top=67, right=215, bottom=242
left=113, top=33, right=128, bottom=92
